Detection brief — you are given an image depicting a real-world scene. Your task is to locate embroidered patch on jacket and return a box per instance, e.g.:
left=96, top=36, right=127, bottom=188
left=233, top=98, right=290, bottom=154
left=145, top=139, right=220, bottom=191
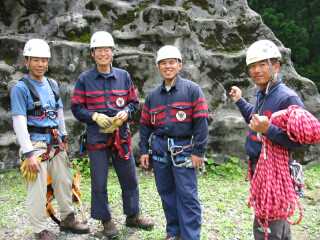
left=176, top=111, right=186, bottom=121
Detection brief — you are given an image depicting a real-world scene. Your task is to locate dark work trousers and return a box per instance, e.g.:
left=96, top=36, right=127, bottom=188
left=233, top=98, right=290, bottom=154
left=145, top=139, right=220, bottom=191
left=253, top=218, right=291, bottom=240
left=88, top=148, right=139, bottom=221
left=153, top=158, right=201, bottom=240
left=250, top=159, right=292, bottom=240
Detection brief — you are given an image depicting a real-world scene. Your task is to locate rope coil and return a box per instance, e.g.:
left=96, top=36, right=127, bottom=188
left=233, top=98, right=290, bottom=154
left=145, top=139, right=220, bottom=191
left=249, top=105, right=320, bottom=239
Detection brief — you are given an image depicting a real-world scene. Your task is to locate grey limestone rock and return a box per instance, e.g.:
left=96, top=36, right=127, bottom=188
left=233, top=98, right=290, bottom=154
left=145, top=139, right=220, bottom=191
left=0, top=0, right=319, bottom=169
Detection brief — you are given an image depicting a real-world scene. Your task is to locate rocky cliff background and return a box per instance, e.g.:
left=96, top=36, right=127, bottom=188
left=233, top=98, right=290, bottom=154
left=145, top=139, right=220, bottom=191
left=0, top=0, right=319, bottom=169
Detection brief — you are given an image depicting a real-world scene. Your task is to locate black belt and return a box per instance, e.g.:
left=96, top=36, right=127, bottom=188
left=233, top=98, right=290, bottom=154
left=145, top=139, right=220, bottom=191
left=156, top=134, right=192, bottom=140
left=28, top=126, right=58, bottom=134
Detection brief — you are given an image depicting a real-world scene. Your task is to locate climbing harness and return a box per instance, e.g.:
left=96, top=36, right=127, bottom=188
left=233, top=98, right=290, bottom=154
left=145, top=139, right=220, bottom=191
left=20, top=77, right=60, bottom=120
left=167, top=138, right=193, bottom=168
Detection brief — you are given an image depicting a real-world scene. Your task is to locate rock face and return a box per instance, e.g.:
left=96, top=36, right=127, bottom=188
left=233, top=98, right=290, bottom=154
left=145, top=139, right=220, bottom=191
left=0, top=0, right=319, bottom=169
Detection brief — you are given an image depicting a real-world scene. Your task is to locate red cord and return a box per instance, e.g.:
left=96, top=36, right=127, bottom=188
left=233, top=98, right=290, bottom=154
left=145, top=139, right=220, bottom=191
left=249, top=105, right=320, bottom=239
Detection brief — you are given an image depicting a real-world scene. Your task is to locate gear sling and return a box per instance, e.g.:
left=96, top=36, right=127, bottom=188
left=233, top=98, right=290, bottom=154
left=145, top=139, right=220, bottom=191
left=21, top=77, right=84, bottom=224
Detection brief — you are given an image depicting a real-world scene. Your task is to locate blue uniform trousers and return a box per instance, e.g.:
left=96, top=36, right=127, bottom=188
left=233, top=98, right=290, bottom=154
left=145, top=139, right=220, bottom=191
left=153, top=155, right=201, bottom=240
left=88, top=148, right=139, bottom=221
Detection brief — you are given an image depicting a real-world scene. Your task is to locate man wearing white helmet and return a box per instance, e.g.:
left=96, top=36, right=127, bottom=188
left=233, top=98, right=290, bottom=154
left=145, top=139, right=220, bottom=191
left=139, top=45, right=209, bottom=240
left=10, top=39, right=89, bottom=240
left=71, top=31, right=154, bottom=238
left=229, top=39, right=304, bottom=239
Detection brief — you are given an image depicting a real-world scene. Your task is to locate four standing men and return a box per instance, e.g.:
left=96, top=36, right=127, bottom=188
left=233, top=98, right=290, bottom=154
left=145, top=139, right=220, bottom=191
left=11, top=32, right=307, bottom=240
left=139, top=45, right=209, bottom=240
left=229, top=39, right=304, bottom=240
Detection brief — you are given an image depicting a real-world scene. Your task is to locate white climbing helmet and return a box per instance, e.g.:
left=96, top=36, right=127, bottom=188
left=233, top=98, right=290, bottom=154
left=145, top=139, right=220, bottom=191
left=90, top=31, right=115, bottom=49
left=156, top=45, right=182, bottom=64
left=246, top=39, right=281, bottom=66
left=23, top=39, right=51, bottom=58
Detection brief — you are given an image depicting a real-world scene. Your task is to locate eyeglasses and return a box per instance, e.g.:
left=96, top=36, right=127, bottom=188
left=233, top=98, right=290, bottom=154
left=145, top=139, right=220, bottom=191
left=248, top=61, right=269, bottom=73
left=158, top=59, right=180, bottom=67
left=94, top=48, right=112, bottom=54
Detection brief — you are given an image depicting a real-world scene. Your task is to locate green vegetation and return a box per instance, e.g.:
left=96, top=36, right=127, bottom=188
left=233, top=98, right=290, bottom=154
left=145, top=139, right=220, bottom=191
left=192, top=0, right=209, bottom=11
left=65, top=30, right=91, bottom=43
left=183, top=0, right=210, bottom=11
left=114, top=10, right=137, bottom=30
left=136, top=0, right=153, bottom=12
left=85, top=1, right=96, bottom=11
left=159, top=0, right=176, bottom=6
left=99, top=3, right=112, bottom=18
left=248, top=0, right=320, bottom=90
left=1, top=160, right=319, bottom=239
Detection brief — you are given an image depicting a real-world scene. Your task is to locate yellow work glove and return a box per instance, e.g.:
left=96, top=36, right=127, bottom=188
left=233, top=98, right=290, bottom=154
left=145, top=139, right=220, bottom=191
left=92, top=112, right=112, bottom=128
left=20, top=156, right=42, bottom=182
left=100, top=116, right=124, bottom=133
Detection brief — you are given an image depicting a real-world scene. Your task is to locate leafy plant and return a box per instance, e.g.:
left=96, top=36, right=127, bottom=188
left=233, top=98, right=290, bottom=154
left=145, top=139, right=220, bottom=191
left=205, top=155, right=245, bottom=179
left=72, top=157, right=90, bottom=176
left=248, top=0, right=320, bottom=90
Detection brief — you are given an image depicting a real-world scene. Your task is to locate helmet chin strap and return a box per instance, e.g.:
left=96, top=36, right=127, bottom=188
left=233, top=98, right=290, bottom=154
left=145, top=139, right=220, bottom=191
left=26, top=57, right=30, bottom=70
left=265, top=59, right=278, bottom=95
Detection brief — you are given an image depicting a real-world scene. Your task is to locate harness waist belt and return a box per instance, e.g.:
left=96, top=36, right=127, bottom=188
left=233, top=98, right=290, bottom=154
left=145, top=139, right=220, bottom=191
left=86, top=142, right=113, bottom=151
left=156, top=135, right=192, bottom=140
left=28, top=126, right=58, bottom=134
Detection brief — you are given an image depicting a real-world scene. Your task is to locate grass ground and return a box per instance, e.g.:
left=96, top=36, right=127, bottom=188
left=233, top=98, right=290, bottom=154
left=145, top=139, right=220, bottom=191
left=0, top=161, right=319, bottom=239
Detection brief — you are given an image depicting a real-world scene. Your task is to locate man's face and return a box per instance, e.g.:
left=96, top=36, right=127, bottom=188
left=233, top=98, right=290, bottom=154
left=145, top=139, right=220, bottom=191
left=158, top=58, right=182, bottom=82
left=91, top=47, right=113, bottom=66
left=248, top=59, right=280, bottom=90
left=26, top=57, right=49, bottom=80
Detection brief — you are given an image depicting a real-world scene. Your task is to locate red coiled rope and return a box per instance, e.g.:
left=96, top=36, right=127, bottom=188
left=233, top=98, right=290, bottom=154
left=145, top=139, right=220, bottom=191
left=249, top=105, right=320, bottom=239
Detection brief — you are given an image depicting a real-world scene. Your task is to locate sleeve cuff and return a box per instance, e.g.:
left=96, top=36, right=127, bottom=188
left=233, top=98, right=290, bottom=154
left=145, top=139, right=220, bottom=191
left=192, top=148, right=205, bottom=158
left=264, top=124, right=277, bottom=140
left=235, top=98, right=246, bottom=107
left=22, top=150, right=36, bottom=159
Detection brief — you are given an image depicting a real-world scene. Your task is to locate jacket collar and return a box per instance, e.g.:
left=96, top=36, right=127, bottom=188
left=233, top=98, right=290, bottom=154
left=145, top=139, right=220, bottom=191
left=93, top=66, right=115, bottom=80
left=160, top=75, right=182, bottom=93
left=257, top=74, right=282, bottom=97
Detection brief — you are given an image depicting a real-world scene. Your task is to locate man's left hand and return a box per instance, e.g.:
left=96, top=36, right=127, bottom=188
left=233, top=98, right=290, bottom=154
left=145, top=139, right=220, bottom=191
left=116, top=110, right=128, bottom=122
left=249, top=114, right=270, bottom=133
left=191, top=154, right=204, bottom=169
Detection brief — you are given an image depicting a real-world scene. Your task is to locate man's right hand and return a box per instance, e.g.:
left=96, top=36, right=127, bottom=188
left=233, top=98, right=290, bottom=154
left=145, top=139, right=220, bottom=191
left=140, top=154, right=150, bottom=169
left=20, top=154, right=41, bottom=182
left=92, top=112, right=112, bottom=128
left=229, top=86, right=242, bottom=102
left=25, top=154, right=41, bottom=172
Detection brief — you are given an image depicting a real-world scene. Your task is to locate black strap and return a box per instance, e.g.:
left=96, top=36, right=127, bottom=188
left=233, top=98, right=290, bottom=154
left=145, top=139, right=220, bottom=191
left=28, top=126, right=58, bottom=134
left=20, top=78, right=41, bottom=104
left=20, top=77, right=60, bottom=104
left=156, top=134, right=192, bottom=140
left=47, top=78, right=60, bottom=102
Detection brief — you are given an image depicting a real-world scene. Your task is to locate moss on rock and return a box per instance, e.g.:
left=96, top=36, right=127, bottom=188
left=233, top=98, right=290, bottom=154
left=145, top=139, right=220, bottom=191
left=114, top=10, right=136, bottom=30
left=159, top=0, right=176, bottom=6
left=85, top=1, right=96, bottom=11
left=66, top=29, right=91, bottom=43
left=99, top=3, right=112, bottom=18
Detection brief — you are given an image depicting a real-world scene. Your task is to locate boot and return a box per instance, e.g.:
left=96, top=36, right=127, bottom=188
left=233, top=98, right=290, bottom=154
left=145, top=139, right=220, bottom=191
left=60, top=212, right=90, bottom=234
left=165, top=236, right=181, bottom=240
left=125, top=214, right=154, bottom=230
left=35, top=230, right=56, bottom=240
left=102, top=219, right=119, bottom=238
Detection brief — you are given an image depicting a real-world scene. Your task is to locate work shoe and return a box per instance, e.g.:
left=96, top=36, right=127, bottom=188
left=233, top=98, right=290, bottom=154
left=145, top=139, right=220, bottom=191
left=165, top=236, right=180, bottom=240
left=35, top=230, right=56, bottom=240
left=60, top=212, right=90, bottom=234
left=102, top=219, right=119, bottom=238
left=125, top=214, right=154, bottom=230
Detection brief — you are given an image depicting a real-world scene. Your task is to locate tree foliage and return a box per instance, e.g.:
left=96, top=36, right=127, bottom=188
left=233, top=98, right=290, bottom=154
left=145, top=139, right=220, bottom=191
left=248, top=0, right=320, bottom=90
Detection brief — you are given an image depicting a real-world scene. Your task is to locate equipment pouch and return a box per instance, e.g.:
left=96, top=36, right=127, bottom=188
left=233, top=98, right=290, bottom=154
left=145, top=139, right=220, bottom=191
left=79, top=132, right=87, bottom=156
left=289, top=159, right=304, bottom=197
